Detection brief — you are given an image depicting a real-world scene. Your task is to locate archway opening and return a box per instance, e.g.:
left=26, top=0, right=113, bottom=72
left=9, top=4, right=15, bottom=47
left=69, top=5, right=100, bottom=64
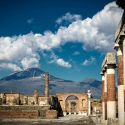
left=65, top=95, right=78, bottom=114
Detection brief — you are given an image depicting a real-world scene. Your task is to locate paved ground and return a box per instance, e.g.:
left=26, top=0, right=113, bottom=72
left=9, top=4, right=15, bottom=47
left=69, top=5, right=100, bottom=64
left=0, top=115, right=96, bottom=125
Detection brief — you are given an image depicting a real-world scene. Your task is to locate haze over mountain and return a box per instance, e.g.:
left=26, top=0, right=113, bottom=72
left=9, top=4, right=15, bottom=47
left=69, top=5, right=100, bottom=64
left=0, top=68, right=102, bottom=98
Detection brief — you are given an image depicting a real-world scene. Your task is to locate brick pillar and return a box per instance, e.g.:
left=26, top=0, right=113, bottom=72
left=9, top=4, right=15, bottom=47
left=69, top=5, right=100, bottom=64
left=44, top=72, right=49, bottom=97
left=104, top=70, right=107, bottom=120
left=117, top=47, right=124, bottom=125
left=101, top=72, right=105, bottom=121
left=107, top=64, right=116, bottom=119
left=44, top=72, right=49, bottom=105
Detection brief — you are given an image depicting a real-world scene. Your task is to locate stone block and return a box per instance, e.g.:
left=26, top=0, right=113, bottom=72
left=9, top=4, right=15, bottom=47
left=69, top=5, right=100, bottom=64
left=46, top=110, right=57, bottom=119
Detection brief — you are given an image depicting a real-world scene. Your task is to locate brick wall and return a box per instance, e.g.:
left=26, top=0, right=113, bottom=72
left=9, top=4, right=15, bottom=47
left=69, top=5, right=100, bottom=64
left=46, top=110, right=57, bottom=119
left=0, top=110, right=38, bottom=119
left=0, top=105, right=50, bottom=119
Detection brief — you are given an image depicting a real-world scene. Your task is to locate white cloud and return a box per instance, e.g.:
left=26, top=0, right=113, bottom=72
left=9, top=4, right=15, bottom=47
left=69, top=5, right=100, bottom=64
left=0, top=2, right=123, bottom=71
left=0, top=63, right=22, bottom=71
left=56, top=12, right=82, bottom=25
left=21, top=57, right=39, bottom=69
left=0, top=33, right=40, bottom=71
left=82, top=57, right=96, bottom=66
left=49, top=52, right=72, bottom=68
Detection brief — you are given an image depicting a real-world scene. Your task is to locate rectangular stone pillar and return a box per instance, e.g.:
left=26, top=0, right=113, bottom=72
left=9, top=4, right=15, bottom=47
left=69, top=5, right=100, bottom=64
left=101, top=73, right=105, bottom=121
left=104, top=70, right=107, bottom=120
left=44, top=72, right=49, bottom=105
left=117, top=47, right=124, bottom=125
left=44, top=72, right=49, bottom=97
left=123, top=40, right=125, bottom=122
left=107, top=65, right=116, bottom=119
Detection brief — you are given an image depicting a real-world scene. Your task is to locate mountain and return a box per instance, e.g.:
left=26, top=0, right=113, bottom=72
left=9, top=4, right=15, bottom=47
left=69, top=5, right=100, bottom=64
left=0, top=68, right=44, bottom=81
left=0, top=68, right=102, bottom=98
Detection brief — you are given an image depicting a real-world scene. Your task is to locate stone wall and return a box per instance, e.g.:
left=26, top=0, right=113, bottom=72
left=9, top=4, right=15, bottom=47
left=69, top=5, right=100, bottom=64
left=0, top=110, right=38, bottom=119
left=0, top=105, right=50, bottom=119
left=56, top=93, right=88, bottom=114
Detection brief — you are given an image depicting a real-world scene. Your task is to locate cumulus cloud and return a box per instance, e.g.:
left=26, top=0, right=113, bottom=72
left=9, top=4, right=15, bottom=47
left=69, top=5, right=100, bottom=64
left=82, top=57, right=96, bottom=66
left=49, top=53, right=72, bottom=68
left=0, top=2, right=123, bottom=71
left=0, top=33, right=40, bottom=71
left=21, top=57, right=39, bottom=69
left=0, top=63, right=22, bottom=71
left=56, top=12, right=82, bottom=25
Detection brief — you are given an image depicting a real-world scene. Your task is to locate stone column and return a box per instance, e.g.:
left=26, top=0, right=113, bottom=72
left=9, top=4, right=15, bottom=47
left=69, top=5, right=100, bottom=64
left=116, top=46, right=124, bottom=125
left=107, top=64, right=116, bottom=119
left=123, top=39, right=125, bottom=121
left=87, top=90, right=91, bottom=116
left=104, top=70, right=107, bottom=120
left=44, top=72, right=49, bottom=97
left=44, top=72, right=49, bottom=105
left=34, top=89, right=39, bottom=105
left=101, top=72, right=105, bottom=121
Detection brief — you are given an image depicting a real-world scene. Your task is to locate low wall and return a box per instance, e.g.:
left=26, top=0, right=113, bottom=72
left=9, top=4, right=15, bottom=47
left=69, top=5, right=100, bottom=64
left=0, top=105, right=50, bottom=119
left=46, top=110, right=57, bottom=119
left=0, top=110, right=38, bottom=119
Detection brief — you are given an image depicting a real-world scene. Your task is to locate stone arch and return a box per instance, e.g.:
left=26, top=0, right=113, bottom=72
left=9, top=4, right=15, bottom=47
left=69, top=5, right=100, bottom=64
left=65, top=95, right=79, bottom=114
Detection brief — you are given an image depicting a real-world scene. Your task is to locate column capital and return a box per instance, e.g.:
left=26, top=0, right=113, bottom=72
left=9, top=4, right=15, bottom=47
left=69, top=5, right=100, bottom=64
left=107, top=64, right=116, bottom=69
left=114, top=43, right=119, bottom=51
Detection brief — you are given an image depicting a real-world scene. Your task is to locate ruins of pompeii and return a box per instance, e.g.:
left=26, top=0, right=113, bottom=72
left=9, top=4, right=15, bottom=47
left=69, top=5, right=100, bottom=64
left=0, top=0, right=125, bottom=125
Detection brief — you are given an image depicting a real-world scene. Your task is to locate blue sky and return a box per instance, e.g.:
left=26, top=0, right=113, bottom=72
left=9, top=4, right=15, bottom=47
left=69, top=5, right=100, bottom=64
left=0, top=0, right=123, bottom=81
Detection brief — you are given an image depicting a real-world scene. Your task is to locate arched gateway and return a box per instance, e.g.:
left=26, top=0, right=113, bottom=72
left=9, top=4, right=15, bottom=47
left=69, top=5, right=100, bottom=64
left=56, top=93, right=88, bottom=116
left=66, top=95, right=78, bottom=114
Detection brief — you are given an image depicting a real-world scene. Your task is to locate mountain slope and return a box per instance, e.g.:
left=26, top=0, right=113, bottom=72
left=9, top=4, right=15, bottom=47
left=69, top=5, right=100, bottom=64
left=0, top=68, right=102, bottom=98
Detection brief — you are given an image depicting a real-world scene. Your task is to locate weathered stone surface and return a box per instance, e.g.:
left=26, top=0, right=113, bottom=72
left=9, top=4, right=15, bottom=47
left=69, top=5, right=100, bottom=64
left=102, top=80, right=105, bottom=102
left=0, top=110, right=38, bottom=119
left=46, top=110, right=57, bottom=119
left=107, top=74, right=116, bottom=101
left=118, top=55, right=124, bottom=85
left=56, top=93, right=88, bottom=114
left=0, top=105, right=50, bottom=111
left=0, top=105, right=50, bottom=118
left=101, top=53, right=116, bottom=70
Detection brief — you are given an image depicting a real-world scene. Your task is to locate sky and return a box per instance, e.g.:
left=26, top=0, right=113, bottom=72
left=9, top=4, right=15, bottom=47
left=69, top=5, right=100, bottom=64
left=0, top=0, right=123, bottom=81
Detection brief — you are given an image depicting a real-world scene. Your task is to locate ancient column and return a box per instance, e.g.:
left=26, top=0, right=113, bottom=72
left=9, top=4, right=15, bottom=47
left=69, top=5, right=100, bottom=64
left=101, top=72, right=105, bottom=121
left=115, top=44, right=124, bottom=125
left=44, top=72, right=49, bottom=104
left=107, top=64, right=116, bottom=119
left=87, top=90, right=91, bottom=116
left=44, top=72, right=49, bottom=97
left=104, top=70, right=107, bottom=120
left=123, top=39, right=125, bottom=120
left=34, top=89, right=39, bottom=105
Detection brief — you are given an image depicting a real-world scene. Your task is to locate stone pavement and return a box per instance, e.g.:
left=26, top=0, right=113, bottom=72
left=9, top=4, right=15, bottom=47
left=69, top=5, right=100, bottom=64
left=0, top=114, right=95, bottom=125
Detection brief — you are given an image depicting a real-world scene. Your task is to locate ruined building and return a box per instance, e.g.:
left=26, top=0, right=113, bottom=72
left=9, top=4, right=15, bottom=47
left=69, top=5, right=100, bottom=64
left=0, top=72, right=91, bottom=119
left=101, top=0, right=125, bottom=124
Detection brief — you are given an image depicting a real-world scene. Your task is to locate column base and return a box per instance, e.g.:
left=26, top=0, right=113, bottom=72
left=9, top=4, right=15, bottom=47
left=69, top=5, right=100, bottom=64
left=107, top=101, right=116, bottom=119
left=63, top=112, right=67, bottom=116
left=102, top=101, right=105, bottom=121
left=118, top=85, right=124, bottom=125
